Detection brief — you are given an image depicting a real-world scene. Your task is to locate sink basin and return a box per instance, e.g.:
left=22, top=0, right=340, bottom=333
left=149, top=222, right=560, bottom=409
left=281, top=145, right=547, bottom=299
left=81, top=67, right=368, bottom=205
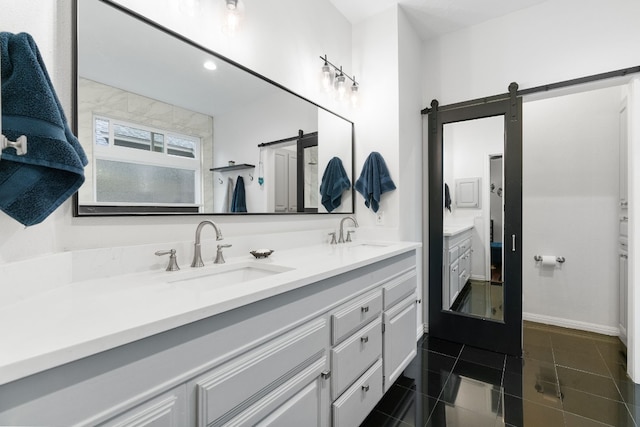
left=350, top=242, right=391, bottom=248
left=167, top=262, right=294, bottom=290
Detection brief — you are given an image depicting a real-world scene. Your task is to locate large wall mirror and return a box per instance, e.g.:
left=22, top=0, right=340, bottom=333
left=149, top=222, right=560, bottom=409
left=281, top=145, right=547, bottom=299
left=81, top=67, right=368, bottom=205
left=74, top=0, right=354, bottom=216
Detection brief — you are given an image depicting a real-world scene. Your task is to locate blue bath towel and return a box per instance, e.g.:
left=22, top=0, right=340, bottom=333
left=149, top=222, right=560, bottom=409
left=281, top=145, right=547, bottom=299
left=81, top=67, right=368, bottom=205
left=0, top=32, right=88, bottom=226
left=355, top=152, right=396, bottom=213
left=319, top=157, right=351, bottom=212
left=231, top=176, right=247, bottom=213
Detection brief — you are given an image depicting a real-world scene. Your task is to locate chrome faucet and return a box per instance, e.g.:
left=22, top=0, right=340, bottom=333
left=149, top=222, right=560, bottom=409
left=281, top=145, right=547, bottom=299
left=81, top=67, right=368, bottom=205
left=338, top=216, right=359, bottom=243
left=191, top=220, right=224, bottom=267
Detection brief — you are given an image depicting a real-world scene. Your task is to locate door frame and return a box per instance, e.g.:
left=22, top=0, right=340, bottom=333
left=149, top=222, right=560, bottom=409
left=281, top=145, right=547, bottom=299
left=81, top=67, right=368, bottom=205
left=424, top=84, right=523, bottom=356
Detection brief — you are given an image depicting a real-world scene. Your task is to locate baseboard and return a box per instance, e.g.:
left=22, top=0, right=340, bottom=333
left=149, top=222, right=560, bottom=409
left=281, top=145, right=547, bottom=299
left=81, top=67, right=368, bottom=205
left=523, top=312, right=620, bottom=337
left=416, top=323, right=428, bottom=341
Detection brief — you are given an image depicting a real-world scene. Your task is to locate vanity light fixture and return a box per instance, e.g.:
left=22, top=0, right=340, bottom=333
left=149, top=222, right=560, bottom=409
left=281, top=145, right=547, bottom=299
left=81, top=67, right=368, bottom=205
left=319, top=54, right=359, bottom=106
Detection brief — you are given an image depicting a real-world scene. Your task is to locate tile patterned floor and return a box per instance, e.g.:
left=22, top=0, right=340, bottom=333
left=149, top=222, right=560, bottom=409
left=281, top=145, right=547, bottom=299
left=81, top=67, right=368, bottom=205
left=361, top=321, right=639, bottom=426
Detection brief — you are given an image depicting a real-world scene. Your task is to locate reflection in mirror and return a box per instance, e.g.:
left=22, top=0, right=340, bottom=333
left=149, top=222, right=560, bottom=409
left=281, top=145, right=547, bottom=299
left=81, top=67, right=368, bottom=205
left=75, top=0, right=353, bottom=216
left=442, top=116, right=504, bottom=322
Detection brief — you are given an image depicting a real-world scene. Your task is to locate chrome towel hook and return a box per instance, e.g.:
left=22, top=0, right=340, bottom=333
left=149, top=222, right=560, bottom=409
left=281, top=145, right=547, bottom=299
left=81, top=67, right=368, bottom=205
left=0, top=134, right=28, bottom=161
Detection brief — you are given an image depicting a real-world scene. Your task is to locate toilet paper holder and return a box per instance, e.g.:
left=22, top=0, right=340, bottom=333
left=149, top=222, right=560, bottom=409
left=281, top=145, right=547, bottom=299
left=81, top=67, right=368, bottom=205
left=534, top=255, right=565, bottom=263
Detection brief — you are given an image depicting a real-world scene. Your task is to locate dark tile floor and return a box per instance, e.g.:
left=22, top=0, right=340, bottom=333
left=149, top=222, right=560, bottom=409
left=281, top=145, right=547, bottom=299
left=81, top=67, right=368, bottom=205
left=451, top=280, right=504, bottom=322
left=361, top=322, right=640, bottom=426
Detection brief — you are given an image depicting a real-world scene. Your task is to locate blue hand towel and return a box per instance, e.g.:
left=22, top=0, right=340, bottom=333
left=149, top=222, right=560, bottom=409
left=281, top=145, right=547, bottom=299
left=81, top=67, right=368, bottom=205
left=231, top=176, right=247, bottom=213
left=0, top=32, right=88, bottom=226
left=354, top=152, right=396, bottom=213
left=319, top=157, right=351, bottom=212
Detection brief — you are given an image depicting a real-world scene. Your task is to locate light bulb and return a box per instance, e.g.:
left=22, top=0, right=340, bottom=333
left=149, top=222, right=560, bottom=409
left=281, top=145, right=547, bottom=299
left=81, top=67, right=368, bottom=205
left=224, top=0, right=242, bottom=35
left=350, top=83, right=359, bottom=107
left=335, top=73, right=346, bottom=100
left=321, top=62, right=333, bottom=92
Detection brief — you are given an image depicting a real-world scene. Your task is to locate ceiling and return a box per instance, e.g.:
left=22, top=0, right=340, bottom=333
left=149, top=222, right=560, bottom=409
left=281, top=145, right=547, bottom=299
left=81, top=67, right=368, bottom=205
left=328, top=0, right=549, bottom=40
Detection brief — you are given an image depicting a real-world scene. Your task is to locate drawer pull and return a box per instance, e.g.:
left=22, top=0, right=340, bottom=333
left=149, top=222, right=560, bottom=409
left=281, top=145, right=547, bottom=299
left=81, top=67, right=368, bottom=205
left=361, top=306, right=369, bottom=313
left=321, top=370, right=331, bottom=380
left=362, top=384, right=370, bottom=392
left=361, top=336, right=369, bottom=343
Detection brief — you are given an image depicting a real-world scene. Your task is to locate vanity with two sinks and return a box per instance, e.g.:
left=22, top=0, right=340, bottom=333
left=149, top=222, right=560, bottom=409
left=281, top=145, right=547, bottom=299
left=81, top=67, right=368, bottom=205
left=0, top=233, right=420, bottom=427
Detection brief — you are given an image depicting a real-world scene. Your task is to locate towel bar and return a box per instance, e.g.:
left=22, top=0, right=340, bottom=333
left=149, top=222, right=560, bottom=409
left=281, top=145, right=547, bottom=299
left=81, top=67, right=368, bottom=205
left=0, top=134, right=28, bottom=161
left=533, top=255, right=566, bottom=263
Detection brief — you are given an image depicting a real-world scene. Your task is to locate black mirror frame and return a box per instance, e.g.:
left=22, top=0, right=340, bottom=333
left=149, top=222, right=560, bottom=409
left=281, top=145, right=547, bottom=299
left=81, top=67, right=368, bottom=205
left=71, top=0, right=355, bottom=218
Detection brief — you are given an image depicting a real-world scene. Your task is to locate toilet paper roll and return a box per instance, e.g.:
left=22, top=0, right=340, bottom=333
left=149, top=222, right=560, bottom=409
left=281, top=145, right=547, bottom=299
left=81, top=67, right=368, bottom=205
left=541, top=255, right=556, bottom=267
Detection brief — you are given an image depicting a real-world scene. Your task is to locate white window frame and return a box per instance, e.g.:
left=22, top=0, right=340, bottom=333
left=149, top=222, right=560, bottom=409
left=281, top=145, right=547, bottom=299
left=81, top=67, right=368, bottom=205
left=92, top=115, right=203, bottom=207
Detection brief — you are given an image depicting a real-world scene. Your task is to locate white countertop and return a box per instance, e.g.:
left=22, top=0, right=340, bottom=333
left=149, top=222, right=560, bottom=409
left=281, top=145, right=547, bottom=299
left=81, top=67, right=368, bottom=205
left=0, top=241, right=419, bottom=386
left=443, top=224, right=474, bottom=237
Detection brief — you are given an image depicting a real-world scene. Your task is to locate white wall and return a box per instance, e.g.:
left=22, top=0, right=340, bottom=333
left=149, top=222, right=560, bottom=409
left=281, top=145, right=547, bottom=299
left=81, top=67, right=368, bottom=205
left=422, top=0, right=640, bottom=106
left=0, top=0, right=357, bottom=263
left=522, top=86, right=622, bottom=333
left=352, top=8, right=400, bottom=235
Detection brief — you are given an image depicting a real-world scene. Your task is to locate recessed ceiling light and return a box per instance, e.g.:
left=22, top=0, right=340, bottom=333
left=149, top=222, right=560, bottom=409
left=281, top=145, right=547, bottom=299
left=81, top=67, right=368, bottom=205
left=203, top=60, right=217, bottom=71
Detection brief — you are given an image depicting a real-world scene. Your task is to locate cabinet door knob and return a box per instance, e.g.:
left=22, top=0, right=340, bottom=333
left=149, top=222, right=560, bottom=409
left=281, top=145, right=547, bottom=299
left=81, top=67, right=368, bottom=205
left=361, top=336, right=369, bottom=343
left=361, top=306, right=369, bottom=313
left=362, top=384, right=370, bottom=392
left=321, top=370, right=331, bottom=380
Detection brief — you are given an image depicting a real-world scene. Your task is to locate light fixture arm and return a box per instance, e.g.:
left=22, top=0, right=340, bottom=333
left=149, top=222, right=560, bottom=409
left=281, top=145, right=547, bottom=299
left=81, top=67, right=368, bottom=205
left=320, top=55, right=358, bottom=86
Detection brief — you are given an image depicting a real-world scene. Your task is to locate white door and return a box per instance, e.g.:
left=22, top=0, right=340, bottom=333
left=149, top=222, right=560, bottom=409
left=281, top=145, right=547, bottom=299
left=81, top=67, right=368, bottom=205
left=274, top=148, right=297, bottom=213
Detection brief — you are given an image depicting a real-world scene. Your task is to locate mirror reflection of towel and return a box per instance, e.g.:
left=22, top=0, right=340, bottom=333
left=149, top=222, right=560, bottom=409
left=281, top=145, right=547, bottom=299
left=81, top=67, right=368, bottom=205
left=319, top=157, right=351, bottom=212
left=445, top=183, right=451, bottom=212
left=231, top=176, right=247, bottom=213
left=222, top=177, right=234, bottom=213
left=354, top=152, right=396, bottom=213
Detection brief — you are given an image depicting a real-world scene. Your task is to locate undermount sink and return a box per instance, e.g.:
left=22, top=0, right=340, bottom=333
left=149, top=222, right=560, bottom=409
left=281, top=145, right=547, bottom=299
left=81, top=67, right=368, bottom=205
left=167, top=262, right=294, bottom=290
left=349, top=242, right=391, bottom=248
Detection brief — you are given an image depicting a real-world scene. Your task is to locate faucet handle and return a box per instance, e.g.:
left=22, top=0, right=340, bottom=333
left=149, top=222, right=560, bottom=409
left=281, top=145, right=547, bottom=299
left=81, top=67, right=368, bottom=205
left=155, top=249, right=180, bottom=271
left=328, top=232, right=337, bottom=245
left=346, top=230, right=355, bottom=243
left=215, top=244, right=232, bottom=264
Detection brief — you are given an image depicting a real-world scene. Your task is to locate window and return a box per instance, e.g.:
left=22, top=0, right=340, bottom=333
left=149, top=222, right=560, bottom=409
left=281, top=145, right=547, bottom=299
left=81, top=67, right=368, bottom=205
left=92, top=116, right=202, bottom=207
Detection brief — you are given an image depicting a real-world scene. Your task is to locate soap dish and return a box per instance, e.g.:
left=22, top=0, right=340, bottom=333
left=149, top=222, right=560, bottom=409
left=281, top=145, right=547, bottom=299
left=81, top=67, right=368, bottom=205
left=250, top=249, right=274, bottom=259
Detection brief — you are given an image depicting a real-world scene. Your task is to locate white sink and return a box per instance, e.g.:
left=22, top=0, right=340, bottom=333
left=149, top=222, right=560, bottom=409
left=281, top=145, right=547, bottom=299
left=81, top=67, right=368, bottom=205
left=349, top=242, right=391, bottom=248
left=167, top=262, right=294, bottom=290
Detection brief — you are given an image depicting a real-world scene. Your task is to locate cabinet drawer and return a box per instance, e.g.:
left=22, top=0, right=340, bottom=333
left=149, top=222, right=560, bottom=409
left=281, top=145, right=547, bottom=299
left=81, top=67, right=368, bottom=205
left=331, top=316, right=382, bottom=399
left=332, top=291, right=382, bottom=345
left=459, top=238, right=472, bottom=253
left=383, top=270, right=417, bottom=310
left=195, top=318, right=327, bottom=427
left=224, top=356, right=328, bottom=427
left=332, top=359, right=383, bottom=427
left=448, top=246, right=459, bottom=263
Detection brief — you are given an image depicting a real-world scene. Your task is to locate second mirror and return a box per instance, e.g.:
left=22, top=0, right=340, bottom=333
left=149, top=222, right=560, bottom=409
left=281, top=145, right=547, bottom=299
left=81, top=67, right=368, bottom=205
left=442, top=116, right=504, bottom=322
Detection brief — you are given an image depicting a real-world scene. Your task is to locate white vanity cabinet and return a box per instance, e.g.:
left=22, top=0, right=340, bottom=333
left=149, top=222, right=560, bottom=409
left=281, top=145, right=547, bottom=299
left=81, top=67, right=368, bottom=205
left=0, top=249, right=418, bottom=427
left=193, top=318, right=329, bottom=427
left=443, top=227, right=473, bottom=308
left=329, top=266, right=418, bottom=427
left=97, top=386, right=187, bottom=427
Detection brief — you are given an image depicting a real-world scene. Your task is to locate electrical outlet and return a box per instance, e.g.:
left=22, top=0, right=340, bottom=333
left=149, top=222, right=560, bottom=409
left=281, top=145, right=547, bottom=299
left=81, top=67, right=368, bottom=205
left=375, top=211, right=384, bottom=226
